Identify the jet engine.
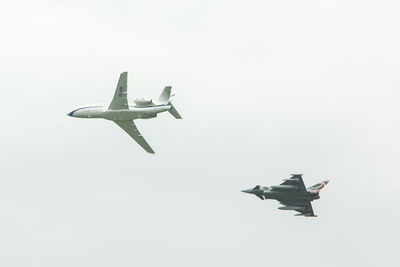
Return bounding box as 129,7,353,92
134,98,153,107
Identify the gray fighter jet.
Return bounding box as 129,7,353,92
242,174,329,217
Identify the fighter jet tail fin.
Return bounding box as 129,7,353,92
307,180,329,192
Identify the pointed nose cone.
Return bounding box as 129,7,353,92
242,185,262,194
323,180,330,184
242,187,265,200
241,189,255,194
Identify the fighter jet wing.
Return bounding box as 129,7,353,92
271,174,307,192
279,201,316,217
114,121,155,154
108,72,129,110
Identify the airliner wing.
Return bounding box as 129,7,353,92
114,121,155,154
109,72,129,110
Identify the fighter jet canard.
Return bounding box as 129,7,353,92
242,174,329,217
67,72,182,154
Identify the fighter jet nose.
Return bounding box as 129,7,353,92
241,189,253,194
323,180,330,184
242,188,265,200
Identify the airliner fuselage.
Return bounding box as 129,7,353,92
68,104,172,120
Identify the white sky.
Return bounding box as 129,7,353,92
1,0,399,266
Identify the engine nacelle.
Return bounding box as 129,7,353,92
134,98,153,107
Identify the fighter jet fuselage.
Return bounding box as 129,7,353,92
261,189,320,202
242,174,329,217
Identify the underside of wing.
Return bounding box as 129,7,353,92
279,201,316,217
108,72,128,110
114,121,155,154
271,174,307,192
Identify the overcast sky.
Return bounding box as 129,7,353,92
1,0,399,266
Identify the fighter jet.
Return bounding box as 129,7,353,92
242,174,329,217
67,72,182,154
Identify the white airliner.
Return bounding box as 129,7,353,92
67,72,182,154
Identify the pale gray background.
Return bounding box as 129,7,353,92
1,0,399,266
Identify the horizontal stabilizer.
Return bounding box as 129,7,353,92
169,103,182,119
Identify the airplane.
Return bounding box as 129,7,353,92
67,72,182,154
242,174,329,217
